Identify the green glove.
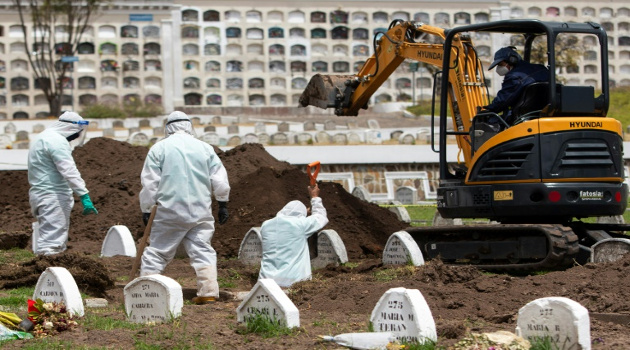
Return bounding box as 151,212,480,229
80,193,98,215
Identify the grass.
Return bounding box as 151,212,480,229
218,268,242,289
82,310,145,331
529,336,560,350
0,286,35,310
237,311,297,338
0,248,36,265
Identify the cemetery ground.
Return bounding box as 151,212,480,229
1,138,630,349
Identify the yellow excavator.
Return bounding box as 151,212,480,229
300,19,628,271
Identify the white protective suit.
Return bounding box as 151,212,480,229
258,198,328,287
139,111,230,298
28,111,89,255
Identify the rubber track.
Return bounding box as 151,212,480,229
405,224,581,272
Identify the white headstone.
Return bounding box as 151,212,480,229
0,134,12,149
324,120,336,130
590,238,630,263
332,133,348,145
102,128,115,138
370,287,437,343
257,133,270,145
271,132,289,145
315,131,331,144
227,124,239,134
303,121,316,131
236,279,300,328
367,119,380,129
204,125,216,133
515,297,590,350
128,132,149,146
382,231,424,266
296,133,313,145
124,275,183,324
278,122,290,132
254,122,266,133
243,133,259,144
395,186,417,205
33,267,85,316
4,122,16,134
365,130,382,144
311,229,348,269
238,227,263,265
227,135,242,146
15,130,29,141
139,119,151,128
351,186,371,202
101,225,137,257
388,202,411,223
199,132,220,145
347,132,362,145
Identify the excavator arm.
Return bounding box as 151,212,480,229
299,21,490,167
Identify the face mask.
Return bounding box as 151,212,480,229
66,131,81,142
496,65,510,76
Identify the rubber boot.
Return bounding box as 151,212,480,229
192,265,219,305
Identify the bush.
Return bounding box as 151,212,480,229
80,102,163,119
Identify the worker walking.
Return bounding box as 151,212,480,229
259,184,328,287
28,111,97,256
139,111,230,305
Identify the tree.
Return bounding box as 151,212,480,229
14,0,105,117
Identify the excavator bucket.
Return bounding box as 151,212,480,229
298,74,355,109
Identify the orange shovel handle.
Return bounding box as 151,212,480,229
307,161,321,186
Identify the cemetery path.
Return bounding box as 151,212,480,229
0,137,629,348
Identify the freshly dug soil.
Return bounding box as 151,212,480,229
0,137,629,349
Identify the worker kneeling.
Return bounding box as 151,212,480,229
139,111,230,305
258,184,329,287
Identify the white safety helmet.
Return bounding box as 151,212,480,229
165,111,196,137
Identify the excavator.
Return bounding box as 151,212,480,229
299,19,629,271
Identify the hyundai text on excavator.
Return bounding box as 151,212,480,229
299,19,629,271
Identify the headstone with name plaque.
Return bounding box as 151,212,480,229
258,133,270,145
199,132,220,145
347,132,362,145
101,225,136,257
204,125,216,133
351,186,371,202
16,130,29,141
590,238,630,263
254,122,266,133
303,121,316,131
243,133,259,144
515,297,590,350
128,132,149,146
236,279,300,328
278,122,290,132
124,275,183,324
139,119,151,128
33,267,84,316
238,227,263,265
395,186,417,205
271,132,289,145
382,231,424,266
227,124,239,134
227,135,242,146
296,133,313,145
370,287,437,343
311,229,348,269
4,122,16,134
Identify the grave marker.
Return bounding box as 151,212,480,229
351,186,372,202
596,215,625,224
34,267,84,316
367,119,380,129
388,201,411,223
254,122,266,133
124,275,183,324
365,130,382,144
590,238,630,263
236,279,300,328
191,117,201,125
370,287,437,343
296,133,313,145
515,297,590,350
32,124,45,133
204,125,216,133
139,119,151,128
227,124,239,134
271,132,289,145
238,227,263,265
382,231,424,266
128,132,149,146
212,116,222,125
315,131,331,144
16,130,29,141
0,134,12,149
243,133,259,144
399,133,416,145
112,120,125,129
395,186,417,205
101,225,137,257
303,121,316,131
227,135,242,146
311,229,348,269
152,127,164,136
347,132,362,145
332,133,348,145
324,120,336,130
4,122,16,134
102,128,115,138
199,132,220,145
257,133,270,145
14,141,30,149
128,127,140,135
278,122,290,132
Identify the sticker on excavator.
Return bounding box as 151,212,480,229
493,190,513,201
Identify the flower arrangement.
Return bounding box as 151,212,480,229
27,299,78,338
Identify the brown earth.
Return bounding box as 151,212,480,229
1,137,629,349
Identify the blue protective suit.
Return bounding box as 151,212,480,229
485,61,550,125
28,111,89,255
258,198,329,287
139,111,230,298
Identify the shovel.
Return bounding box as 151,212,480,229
130,204,157,279
307,161,321,186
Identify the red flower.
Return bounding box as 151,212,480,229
27,299,41,322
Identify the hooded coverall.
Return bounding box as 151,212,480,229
27,111,90,255
258,198,328,287
139,111,230,298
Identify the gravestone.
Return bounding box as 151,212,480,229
0,134,12,149
238,227,263,265
204,125,216,133
152,127,164,136
34,267,84,316
390,130,404,140
315,131,331,144
14,141,29,149
399,133,416,145
16,130,29,141
278,122,290,132
347,132,362,145
596,215,625,224
124,275,183,324
432,211,463,226
218,137,228,146
388,201,411,223
271,132,289,145
346,121,358,129
100,225,136,257
311,229,349,269
257,133,270,145
590,238,630,263
515,297,590,350
128,132,149,146
303,121,316,131
243,133,259,144
199,132,220,145
254,122,266,133
128,127,140,136
370,287,437,343
139,119,151,128
227,124,239,134
112,120,125,129
351,186,371,202
382,231,424,266
4,122,16,134
395,186,417,205
191,117,201,126
227,135,242,146
212,116,222,125
324,120,336,130
32,124,45,133
332,133,348,145
365,130,382,144
296,133,313,145
236,279,300,328
367,119,380,129
102,128,115,138
87,121,99,131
